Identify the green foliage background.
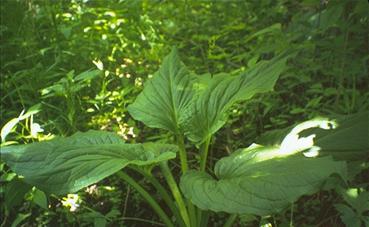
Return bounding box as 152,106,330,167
1,0,368,226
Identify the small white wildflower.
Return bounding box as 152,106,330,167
93,59,104,70
127,127,136,138
135,77,143,87
30,123,44,138
61,194,80,212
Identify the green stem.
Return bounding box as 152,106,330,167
176,134,188,173
223,214,238,227
199,211,209,227
175,134,197,226
197,136,211,226
196,206,204,227
199,136,211,172
188,202,197,227
132,167,186,227
116,172,174,227
289,203,294,227
160,162,191,227
119,217,166,226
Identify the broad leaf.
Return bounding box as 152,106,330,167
185,51,293,144
180,144,346,215
32,189,48,209
128,48,195,134
301,111,369,161
257,111,369,161
4,178,32,210
1,130,177,195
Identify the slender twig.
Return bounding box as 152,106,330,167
122,186,130,218
118,217,166,226
0,214,7,227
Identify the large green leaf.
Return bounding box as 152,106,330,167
180,144,346,215
1,130,177,195
128,48,195,134
301,111,369,161
257,111,369,161
184,51,293,144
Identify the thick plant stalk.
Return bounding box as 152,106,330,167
199,136,211,172
116,171,174,227
175,134,197,226
177,134,189,173
160,161,191,227
199,211,209,227
132,167,186,227
188,202,197,227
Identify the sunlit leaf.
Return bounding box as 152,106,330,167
180,143,346,215
1,104,41,142
1,118,20,142
128,48,195,134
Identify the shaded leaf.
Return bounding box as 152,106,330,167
11,213,31,227
185,51,293,144
32,189,48,209
335,204,361,227
4,178,32,210
74,69,101,82
1,130,177,195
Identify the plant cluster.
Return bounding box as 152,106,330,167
2,48,369,227
1,0,368,226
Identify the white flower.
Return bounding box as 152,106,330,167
61,194,80,212
30,123,44,138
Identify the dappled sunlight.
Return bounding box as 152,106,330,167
0,105,54,144
303,146,321,158
248,118,339,162
345,188,359,199
279,118,338,157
